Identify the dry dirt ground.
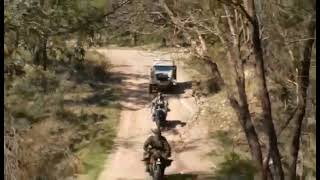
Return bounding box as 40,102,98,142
94,48,215,180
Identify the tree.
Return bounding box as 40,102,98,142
4,1,133,179
288,2,315,179
4,0,132,69
235,0,285,178
146,0,315,179
155,0,266,178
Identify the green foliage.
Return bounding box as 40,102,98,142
72,51,111,83
10,93,47,123
76,108,119,180
7,67,61,123
211,130,233,148
5,0,111,69
90,0,109,9
213,152,257,180
55,109,79,123
53,87,65,115
11,68,59,99
4,1,123,179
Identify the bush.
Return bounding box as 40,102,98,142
72,51,111,83
214,152,257,180
55,109,79,123
11,68,59,99
10,95,47,124
53,87,65,115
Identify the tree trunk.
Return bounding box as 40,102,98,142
197,32,208,57
229,78,267,180
252,18,284,180
228,48,266,180
42,37,48,71
132,32,137,46
204,56,224,89
245,0,284,179
223,4,266,179
42,36,48,94
161,37,166,47
289,11,315,180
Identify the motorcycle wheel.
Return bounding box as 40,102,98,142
160,120,166,129
153,164,163,180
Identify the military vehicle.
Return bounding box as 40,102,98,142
149,59,177,93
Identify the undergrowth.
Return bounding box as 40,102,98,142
177,44,315,179
5,50,120,180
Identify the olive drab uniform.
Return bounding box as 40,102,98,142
143,135,171,171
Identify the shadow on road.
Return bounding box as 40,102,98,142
108,71,152,110
169,81,193,95
164,120,187,131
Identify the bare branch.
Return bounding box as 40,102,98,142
52,0,132,36
218,0,254,24
287,38,316,44
278,107,298,136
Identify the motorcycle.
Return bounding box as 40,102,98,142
151,99,170,129
153,108,167,129
148,149,173,180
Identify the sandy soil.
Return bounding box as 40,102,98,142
95,48,214,180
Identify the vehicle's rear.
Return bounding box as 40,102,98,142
149,59,177,93
155,74,172,90
153,65,176,90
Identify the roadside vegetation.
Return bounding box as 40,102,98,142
5,47,121,179
4,0,133,179
177,43,315,179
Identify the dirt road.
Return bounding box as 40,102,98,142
95,48,214,180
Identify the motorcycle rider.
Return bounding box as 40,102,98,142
142,128,171,172
151,92,169,117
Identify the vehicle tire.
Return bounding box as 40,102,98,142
153,164,163,180
161,166,165,179
148,164,153,177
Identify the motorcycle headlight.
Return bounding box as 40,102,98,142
156,159,161,164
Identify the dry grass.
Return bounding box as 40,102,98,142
175,53,253,177
4,50,121,180
176,45,308,177
4,127,24,180
178,44,315,178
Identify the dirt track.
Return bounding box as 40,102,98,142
95,48,214,180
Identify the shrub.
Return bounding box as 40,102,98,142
11,68,59,99
72,51,111,83
214,152,256,180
